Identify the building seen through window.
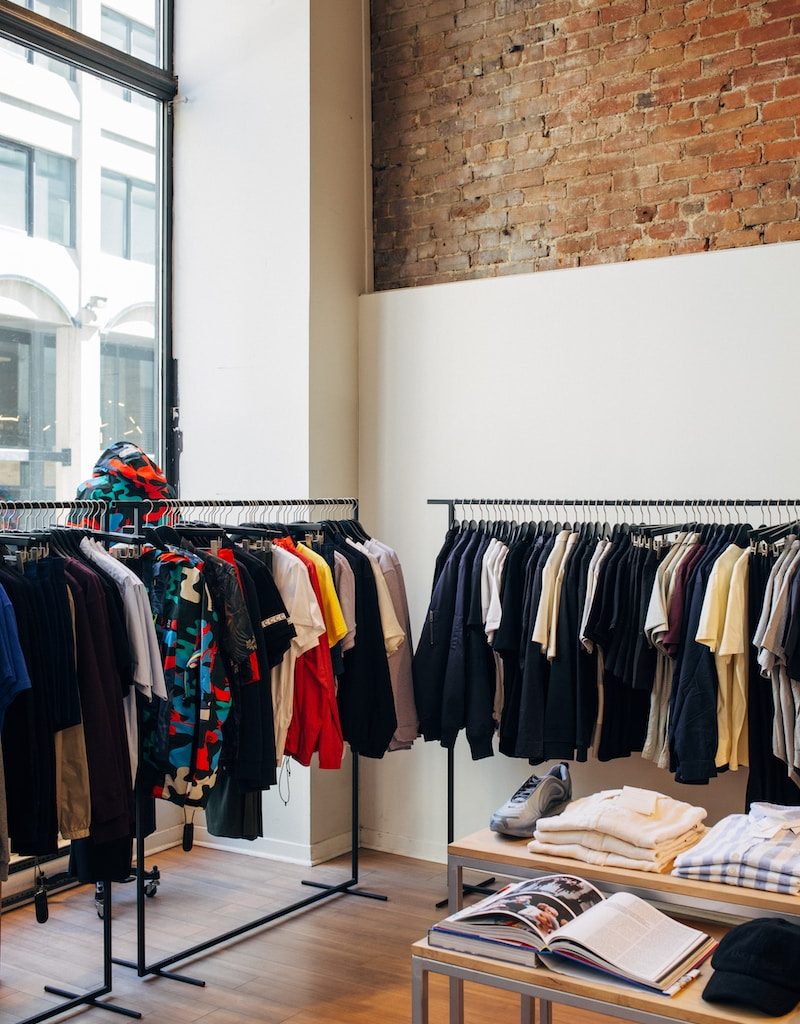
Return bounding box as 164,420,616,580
0,1,163,500
0,0,76,78
101,7,156,105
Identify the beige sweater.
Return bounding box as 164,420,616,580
534,787,707,848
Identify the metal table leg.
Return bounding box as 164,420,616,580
449,975,464,1024
448,860,464,912
411,957,429,1024
520,994,535,1024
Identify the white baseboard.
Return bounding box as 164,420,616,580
359,827,446,865
310,829,352,864
143,824,183,857
193,826,353,867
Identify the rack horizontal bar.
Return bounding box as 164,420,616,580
428,498,800,507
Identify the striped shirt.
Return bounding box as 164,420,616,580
673,804,800,894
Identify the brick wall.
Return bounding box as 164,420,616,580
371,0,800,289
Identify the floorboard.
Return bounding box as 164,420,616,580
1,845,620,1023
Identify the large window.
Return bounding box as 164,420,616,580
0,1,175,500
101,171,155,263
0,140,75,246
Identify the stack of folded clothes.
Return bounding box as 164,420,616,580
527,786,707,873
673,802,800,893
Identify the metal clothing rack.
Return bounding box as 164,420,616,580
0,499,142,1024
2,496,387,1013
99,497,388,988
426,495,800,907
21,887,141,1024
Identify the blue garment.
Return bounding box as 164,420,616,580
0,582,31,732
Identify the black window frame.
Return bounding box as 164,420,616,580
0,0,180,488
0,135,76,247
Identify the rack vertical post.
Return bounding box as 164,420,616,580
15,879,141,1024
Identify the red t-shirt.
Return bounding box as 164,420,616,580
274,538,344,769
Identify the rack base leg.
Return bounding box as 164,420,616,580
43,986,141,1020
436,876,497,910
300,879,388,902
111,958,206,987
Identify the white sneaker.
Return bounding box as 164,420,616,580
489,763,571,838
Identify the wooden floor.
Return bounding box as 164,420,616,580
0,845,617,1024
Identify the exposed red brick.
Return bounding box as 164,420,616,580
371,0,800,288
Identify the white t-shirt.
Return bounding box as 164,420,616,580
270,545,326,763
82,537,168,784
347,539,405,655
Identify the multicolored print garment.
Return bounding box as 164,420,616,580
142,545,231,811
73,441,177,531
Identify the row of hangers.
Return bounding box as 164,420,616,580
451,499,800,553
0,516,373,562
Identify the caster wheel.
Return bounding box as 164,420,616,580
144,882,158,898
96,901,105,920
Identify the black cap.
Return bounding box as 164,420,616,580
703,918,800,1016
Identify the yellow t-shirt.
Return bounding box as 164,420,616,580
718,548,750,771
696,544,747,770
298,543,348,648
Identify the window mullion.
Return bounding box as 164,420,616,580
125,177,132,260
26,145,33,236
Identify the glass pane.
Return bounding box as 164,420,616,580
5,0,161,66
0,46,162,499
34,150,73,245
0,143,28,233
100,7,128,99
100,336,155,452
33,0,71,21
98,1,161,66
0,38,28,64
0,330,30,450
100,6,127,50
130,20,155,63
3,0,76,77
101,7,157,103
130,181,155,264
32,50,75,78
101,172,127,257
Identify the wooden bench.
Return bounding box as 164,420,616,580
411,930,800,1024
427,827,800,1024
448,827,800,925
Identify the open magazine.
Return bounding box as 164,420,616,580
428,875,716,995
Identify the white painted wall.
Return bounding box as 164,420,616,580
173,0,311,499
308,0,369,500
358,241,800,863
173,0,369,865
